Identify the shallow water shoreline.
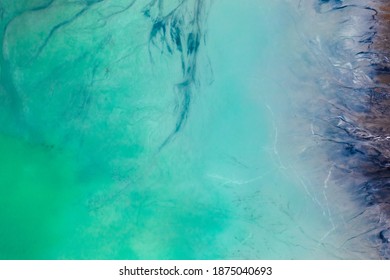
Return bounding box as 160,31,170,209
325,0,390,259
367,0,390,258
0,0,389,259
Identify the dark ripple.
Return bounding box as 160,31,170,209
144,0,211,149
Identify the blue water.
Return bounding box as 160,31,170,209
0,0,386,259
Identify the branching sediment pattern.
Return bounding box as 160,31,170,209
0,0,390,259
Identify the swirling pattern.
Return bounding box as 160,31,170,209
0,0,389,259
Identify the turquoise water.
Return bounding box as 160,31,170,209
0,0,383,259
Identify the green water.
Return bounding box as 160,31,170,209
0,134,76,259
0,0,379,259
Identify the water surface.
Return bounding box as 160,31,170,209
0,0,387,259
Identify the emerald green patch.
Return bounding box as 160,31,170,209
0,135,76,259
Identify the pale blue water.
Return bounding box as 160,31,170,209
0,0,385,259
